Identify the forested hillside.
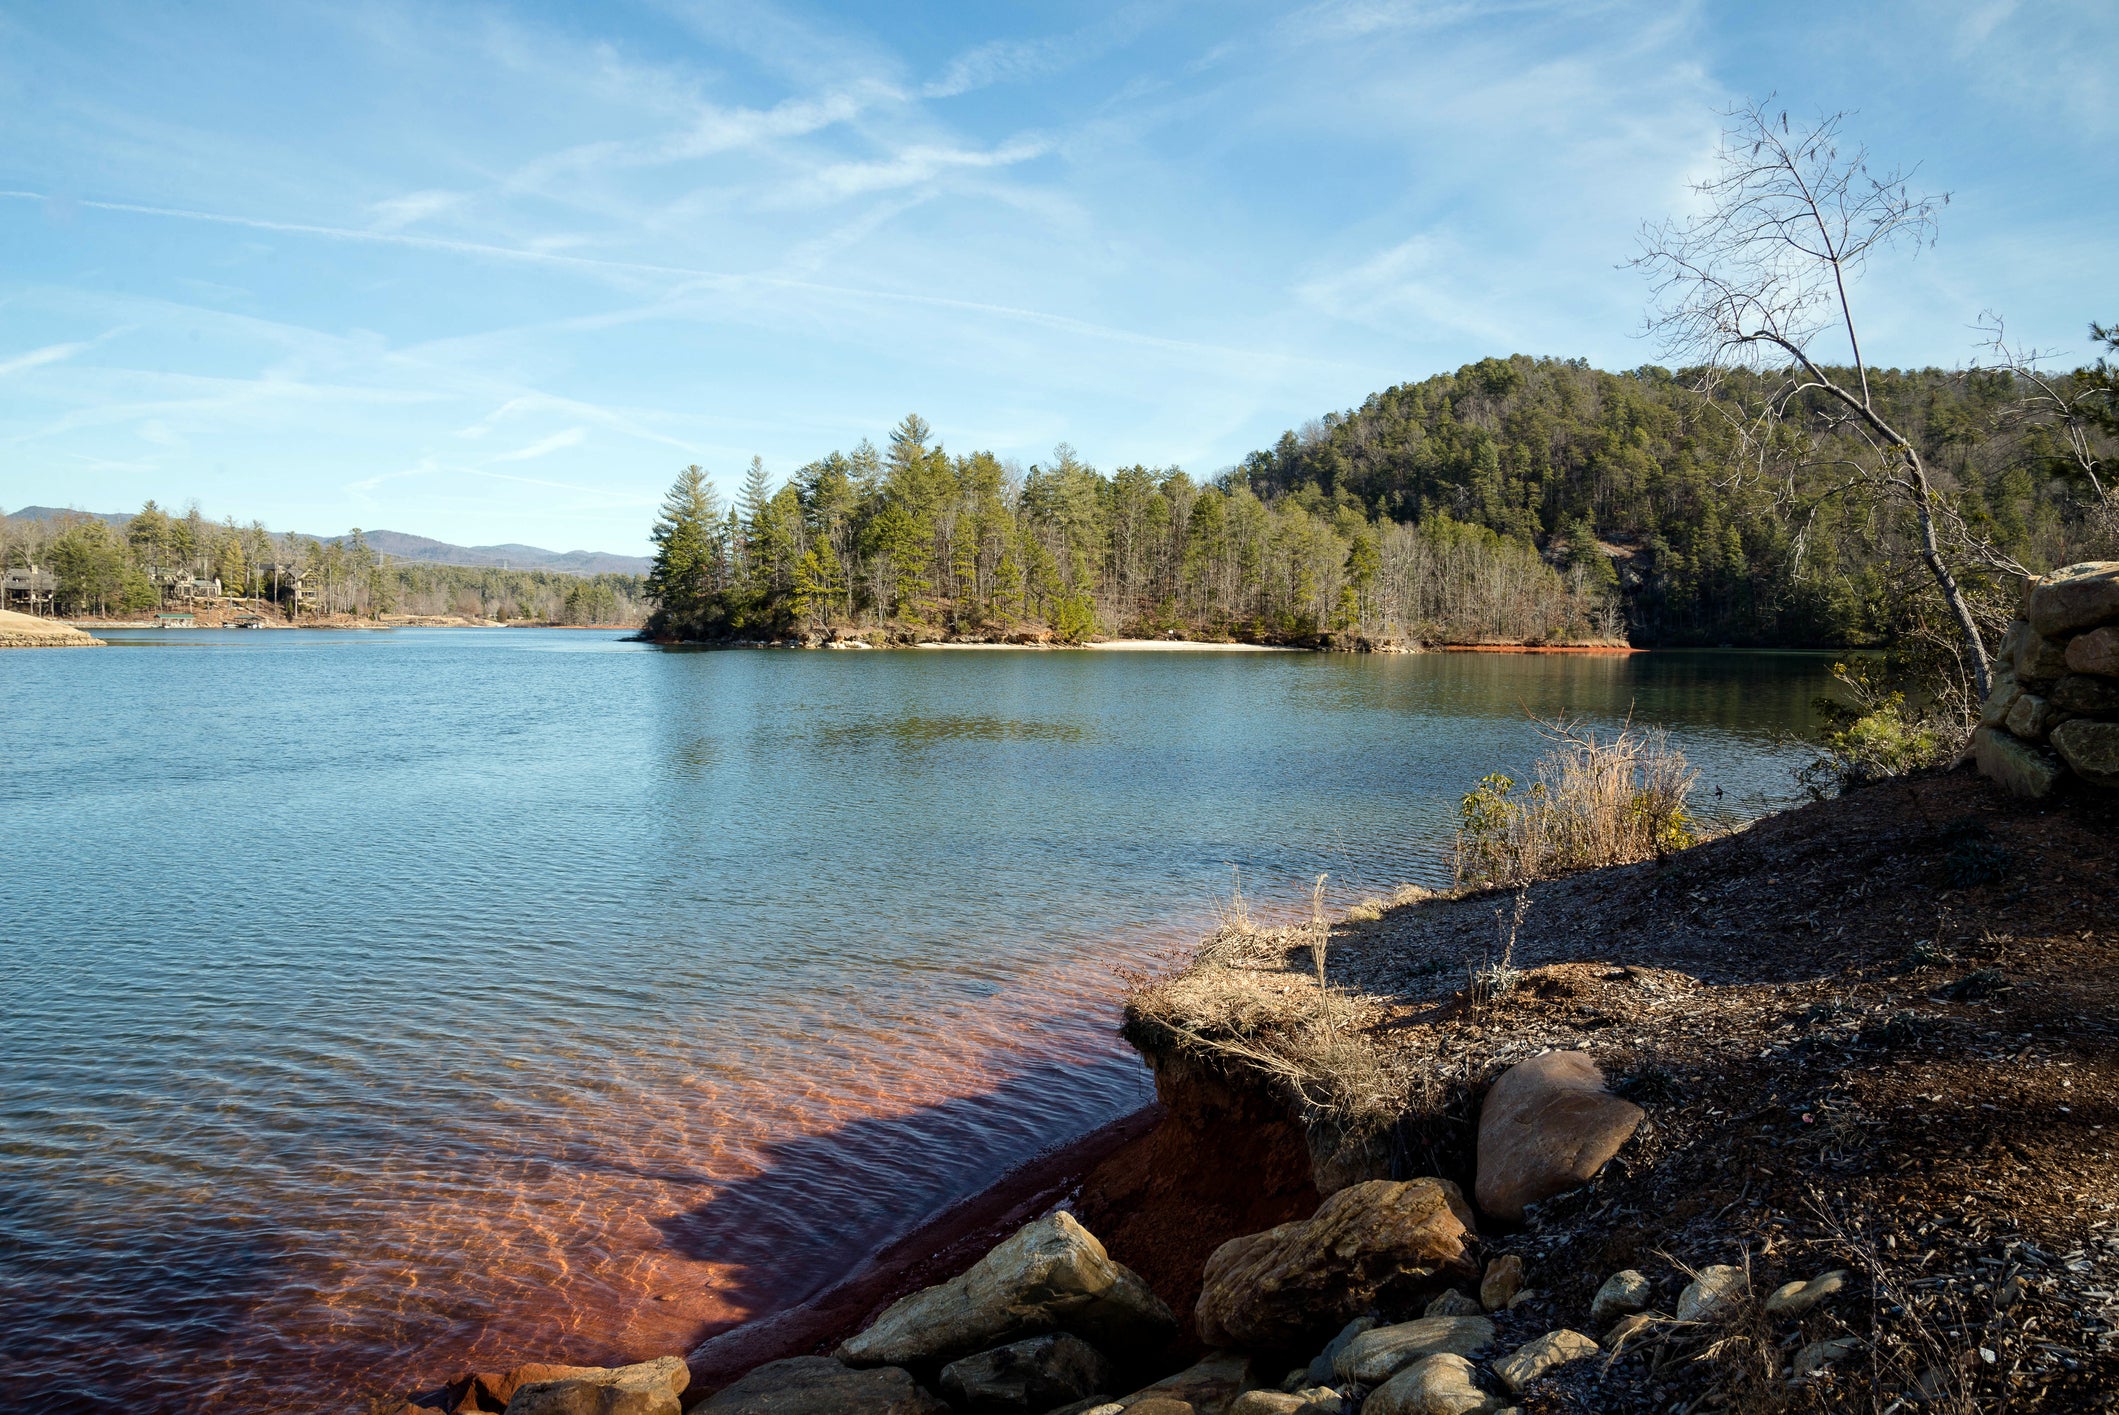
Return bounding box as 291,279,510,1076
644,351,2114,649
1240,355,2112,646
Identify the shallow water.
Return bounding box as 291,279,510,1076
0,632,1833,1412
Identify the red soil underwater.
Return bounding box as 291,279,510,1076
1438,643,1642,653
424,1042,1327,1410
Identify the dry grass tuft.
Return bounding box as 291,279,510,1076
1342,882,1440,923
1453,714,1701,888
1126,875,1404,1136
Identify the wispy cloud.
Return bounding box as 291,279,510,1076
369,190,465,231
489,427,587,462
0,338,98,377
792,136,1052,202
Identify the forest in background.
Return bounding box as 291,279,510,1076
643,350,2116,649
0,503,648,624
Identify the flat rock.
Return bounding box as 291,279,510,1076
1791,1336,1863,1380
1195,1178,1478,1351
2029,562,2119,637
940,1333,1113,1415
1473,1052,1643,1221
2053,719,2119,788
1491,1331,1596,1393
2067,625,2119,677
1113,1353,1254,1415
696,1357,945,1415
1229,1392,1337,1415
1424,1290,1484,1318
504,1357,690,1415
1479,1256,1523,1311
1302,1316,1375,1387
1764,1269,1850,1318
1335,1316,1495,1384
1363,1353,1498,1415
1973,725,2062,800
1228,1395,1304,1415
1123,1402,1196,1415
837,1212,1174,1368
1589,1270,1650,1328
1675,1266,1747,1324
2051,673,2119,717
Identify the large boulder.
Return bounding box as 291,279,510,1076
1473,1052,1643,1222
696,1356,946,1414
1194,1179,1478,1351
2014,630,2072,686
1334,1316,1494,1384
2028,562,2119,637
1362,1354,1499,1415
1973,725,2063,800
836,1212,1174,1368
504,1357,690,1415
939,1333,1114,1415
2004,692,2069,743
2050,673,2119,717
2053,719,2119,788
2066,625,2119,677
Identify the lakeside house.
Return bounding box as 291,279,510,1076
2,566,57,614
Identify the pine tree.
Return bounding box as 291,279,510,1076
647,465,722,636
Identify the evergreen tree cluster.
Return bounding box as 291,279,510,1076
644,414,1617,645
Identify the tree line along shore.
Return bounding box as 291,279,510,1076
0,503,649,626
638,352,2115,660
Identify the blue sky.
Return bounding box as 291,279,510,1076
1,1,2112,555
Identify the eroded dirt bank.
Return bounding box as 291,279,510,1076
1129,763,2119,1410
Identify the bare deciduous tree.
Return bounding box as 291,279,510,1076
1634,100,1996,694
1974,314,2119,554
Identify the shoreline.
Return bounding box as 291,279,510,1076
407,764,2119,1413
675,1104,1165,1392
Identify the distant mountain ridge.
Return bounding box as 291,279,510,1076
2,506,651,577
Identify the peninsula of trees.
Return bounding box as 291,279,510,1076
643,348,2116,650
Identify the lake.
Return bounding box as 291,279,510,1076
0,631,1834,1412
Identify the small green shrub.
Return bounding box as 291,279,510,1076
1802,660,1963,797
1051,592,1097,644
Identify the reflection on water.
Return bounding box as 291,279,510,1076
0,633,1833,1412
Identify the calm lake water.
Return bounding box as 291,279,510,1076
1,631,1834,1413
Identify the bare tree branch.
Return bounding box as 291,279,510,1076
1632,99,1994,696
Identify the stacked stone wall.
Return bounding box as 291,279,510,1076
1975,561,2119,798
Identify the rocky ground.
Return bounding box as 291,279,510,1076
1307,764,2119,1411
